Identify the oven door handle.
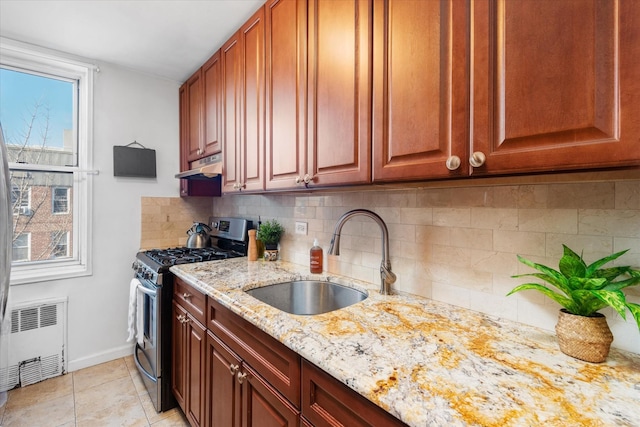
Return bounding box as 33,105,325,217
134,343,158,383
136,281,158,297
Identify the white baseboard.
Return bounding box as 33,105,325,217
67,343,134,372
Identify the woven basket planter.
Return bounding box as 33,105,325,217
555,309,613,363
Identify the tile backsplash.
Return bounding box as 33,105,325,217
140,197,212,249
213,178,640,354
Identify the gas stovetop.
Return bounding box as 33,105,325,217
141,246,240,267
134,217,252,277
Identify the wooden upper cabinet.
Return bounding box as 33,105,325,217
179,83,190,197
202,51,223,157
186,70,204,162
373,0,469,182
241,7,266,192
223,7,266,193
222,32,243,193
184,0,640,195
307,0,372,186
184,52,222,164
265,0,308,190
471,0,640,175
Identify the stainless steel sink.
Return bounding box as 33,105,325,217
245,280,367,315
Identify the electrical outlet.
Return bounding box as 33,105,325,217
295,221,308,235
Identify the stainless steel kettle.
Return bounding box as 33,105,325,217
186,222,211,248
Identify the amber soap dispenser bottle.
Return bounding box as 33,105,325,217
310,238,323,273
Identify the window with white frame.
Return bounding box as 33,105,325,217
51,230,69,258
11,183,31,216
12,233,30,262
1,38,93,284
52,186,69,214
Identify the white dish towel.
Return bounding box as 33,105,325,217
127,278,144,345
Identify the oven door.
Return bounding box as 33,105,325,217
133,278,162,410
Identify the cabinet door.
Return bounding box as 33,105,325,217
186,70,205,162
186,314,207,427
241,7,266,192
171,301,187,410
207,298,301,407
179,84,190,197
206,331,242,427
175,277,207,325
265,0,308,190
242,364,300,427
203,51,223,156
372,0,469,181
471,0,640,175
301,360,405,427
222,31,243,193
307,0,372,186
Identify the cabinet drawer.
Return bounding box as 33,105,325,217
302,360,407,427
174,277,207,325
207,298,301,407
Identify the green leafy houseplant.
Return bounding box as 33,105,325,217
508,245,640,362
508,245,640,328
256,219,284,249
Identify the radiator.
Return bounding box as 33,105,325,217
0,298,67,389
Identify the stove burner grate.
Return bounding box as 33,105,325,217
142,246,237,266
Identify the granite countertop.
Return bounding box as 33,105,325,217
170,258,640,427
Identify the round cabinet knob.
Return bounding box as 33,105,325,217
303,174,313,184
182,292,192,300
469,152,486,168
295,176,302,185
445,156,461,171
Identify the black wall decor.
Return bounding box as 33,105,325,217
113,142,156,178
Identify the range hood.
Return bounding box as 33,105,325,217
175,153,223,180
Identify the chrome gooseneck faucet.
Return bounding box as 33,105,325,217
328,209,396,295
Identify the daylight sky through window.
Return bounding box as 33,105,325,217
0,68,73,149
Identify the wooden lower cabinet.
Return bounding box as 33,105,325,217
175,288,406,427
172,300,207,427
205,331,242,427
205,330,299,427
172,302,187,410
242,363,300,427
301,360,406,427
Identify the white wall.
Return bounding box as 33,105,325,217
9,61,186,371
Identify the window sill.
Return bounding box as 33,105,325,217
10,262,92,285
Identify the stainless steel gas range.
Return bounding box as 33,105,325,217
131,216,251,412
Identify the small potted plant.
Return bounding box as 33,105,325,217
257,219,284,261
508,245,640,363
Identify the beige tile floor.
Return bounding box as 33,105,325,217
0,356,189,427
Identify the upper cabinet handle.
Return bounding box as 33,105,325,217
445,156,461,171
469,152,486,168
